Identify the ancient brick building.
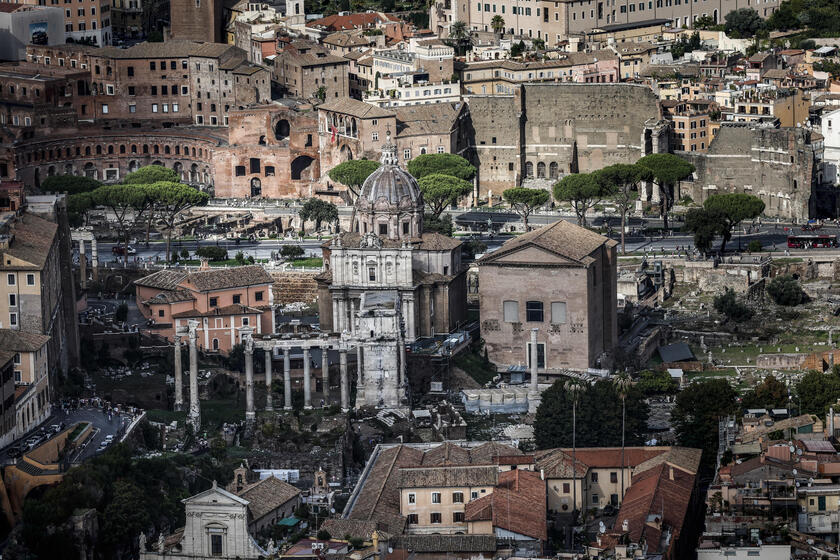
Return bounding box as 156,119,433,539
168,0,224,43
466,83,669,199
682,124,822,221
272,40,350,100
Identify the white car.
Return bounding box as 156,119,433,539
104,435,114,442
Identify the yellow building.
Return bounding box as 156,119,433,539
728,88,811,128
0,330,51,438
797,485,840,536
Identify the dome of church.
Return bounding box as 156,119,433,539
356,138,422,213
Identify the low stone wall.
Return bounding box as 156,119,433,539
756,353,807,369
679,261,766,294
271,270,319,305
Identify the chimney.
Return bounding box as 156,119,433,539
540,468,545,481
669,466,674,481
199,257,210,271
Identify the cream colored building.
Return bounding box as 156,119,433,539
399,465,498,534
0,329,51,438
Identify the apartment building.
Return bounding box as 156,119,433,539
62,0,112,45
0,352,15,449
0,62,89,129
0,3,64,61
725,87,811,128
663,98,715,152
273,40,350,100
431,0,781,45
25,40,270,126
0,329,51,439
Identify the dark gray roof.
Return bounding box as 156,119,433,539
395,534,497,552
657,342,695,363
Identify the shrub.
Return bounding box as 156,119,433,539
713,288,754,322
196,246,228,261
747,240,762,252
280,245,305,260
180,249,190,259
767,275,806,306
317,529,332,540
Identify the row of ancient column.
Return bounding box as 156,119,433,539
173,320,201,431
77,237,99,290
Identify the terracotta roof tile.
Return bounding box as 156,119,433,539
0,329,50,352
464,470,547,540
394,534,496,552
478,220,615,266
134,270,188,290
186,265,274,291
399,465,498,488
236,476,301,522
171,304,263,318
1,213,57,270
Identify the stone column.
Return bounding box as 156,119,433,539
241,327,255,423
90,238,99,282
350,299,356,334
265,348,273,411
188,320,200,431
303,347,312,409
356,345,365,405
321,347,329,407
283,348,292,410
79,239,87,290
530,328,539,394
339,349,349,412
173,333,184,411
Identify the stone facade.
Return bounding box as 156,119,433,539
356,291,405,408
682,124,820,220
478,220,617,372
466,83,667,199
168,0,224,43
273,40,350,100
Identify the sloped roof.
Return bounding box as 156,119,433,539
394,534,497,552
420,441,471,466
187,265,274,291
323,31,370,47
318,97,394,119
478,220,614,267
0,329,50,352
463,469,547,541
320,518,386,541
171,304,264,318
134,269,188,290
143,289,195,305
395,102,463,138
1,213,57,271
535,447,676,479
399,465,498,488
185,482,249,506
236,476,301,521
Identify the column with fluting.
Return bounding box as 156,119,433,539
339,348,349,412
265,347,273,411
187,320,201,431
173,331,184,411
303,347,312,409
241,327,255,423
530,328,539,394
321,347,329,407
283,348,291,410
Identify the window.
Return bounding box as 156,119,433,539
209,297,218,307
158,309,165,317
129,104,136,113
528,342,545,369
408,493,416,504
210,534,223,556
235,166,246,176
430,512,442,524
526,301,543,322
438,146,445,153
551,302,567,324
9,313,17,326
407,514,419,524
128,85,136,95
610,472,618,483
431,492,441,504
249,158,260,174
9,294,16,307
372,132,379,141
232,294,241,304
591,472,599,482
379,223,388,235
471,491,478,500
368,267,376,282
101,104,109,114
563,483,570,493
152,104,158,113
452,492,464,503
402,222,409,235
453,512,465,523
7,274,15,286
503,300,518,323
403,148,411,160
592,494,599,505
150,61,155,70
242,317,249,326
26,274,34,286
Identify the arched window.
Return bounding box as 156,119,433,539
164,145,171,154
175,146,180,155
250,177,261,197
259,135,266,145
120,145,126,154
537,162,546,178
275,119,290,141
525,161,534,178
131,144,137,154
549,162,559,179
95,145,102,155
143,144,149,154
153,145,159,154
85,146,91,156
291,156,314,180
108,145,114,154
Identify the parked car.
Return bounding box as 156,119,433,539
112,245,136,255
7,446,23,458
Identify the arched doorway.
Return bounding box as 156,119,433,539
549,162,559,179
291,155,315,180
190,164,198,182
174,162,184,180
537,162,546,178
525,161,534,178
340,145,353,162
83,162,96,178
250,177,261,197
275,119,290,141
128,160,139,173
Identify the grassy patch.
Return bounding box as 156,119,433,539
68,422,90,442
147,409,187,424
453,349,497,386
291,257,323,268
202,399,245,430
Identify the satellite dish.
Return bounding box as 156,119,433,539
796,481,800,487
388,548,394,554
793,468,798,476
599,521,606,534
809,478,814,484
789,445,796,453
796,449,803,456
330,508,336,514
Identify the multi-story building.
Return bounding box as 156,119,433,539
821,106,840,185
478,220,617,372
62,0,112,45
0,351,15,449
273,40,350,100
168,0,224,42
725,87,811,128
0,329,51,439
0,62,89,129
372,44,454,85
431,0,781,44
25,40,270,126
797,485,840,538
134,264,275,354
664,98,715,152
461,51,619,95
363,78,461,107
0,3,64,61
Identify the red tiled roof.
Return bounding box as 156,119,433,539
614,463,696,555
464,470,547,541
306,12,393,31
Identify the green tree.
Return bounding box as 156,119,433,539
100,481,152,557
767,275,806,306
41,174,102,195
741,375,789,411
90,184,148,266
702,193,765,253
210,437,227,461
280,245,305,260
491,14,505,36
196,246,228,261
713,288,754,322
67,192,95,227
510,40,526,57
534,379,650,449
123,165,180,184
407,153,476,182
724,8,764,37
502,187,550,231
796,368,840,416
145,182,209,262
448,20,473,55
693,14,718,29
815,60,840,80
423,213,454,236
636,153,695,230
671,379,738,469
671,31,703,58
553,173,605,227
327,159,381,198
315,86,327,102
418,173,473,218
613,373,632,499
636,369,679,396
299,198,338,232
685,207,725,256
594,163,652,252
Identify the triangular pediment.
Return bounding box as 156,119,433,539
184,484,249,507
483,244,582,266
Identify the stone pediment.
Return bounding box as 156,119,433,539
484,244,583,266
184,483,249,508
